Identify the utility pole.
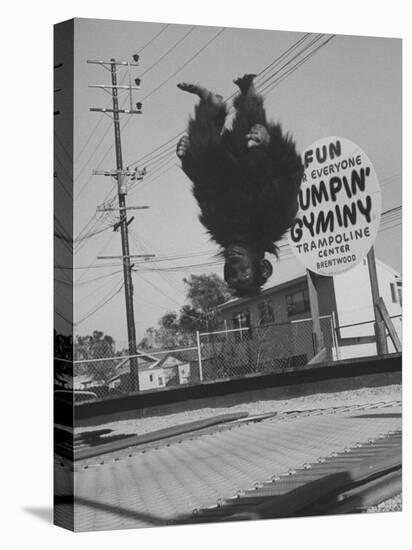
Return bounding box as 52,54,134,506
88,57,148,391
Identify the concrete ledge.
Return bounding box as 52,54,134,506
55,353,403,427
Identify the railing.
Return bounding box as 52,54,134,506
196,316,335,382
54,314,402,402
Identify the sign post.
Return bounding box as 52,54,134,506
366,246,388,354
306,270,324,355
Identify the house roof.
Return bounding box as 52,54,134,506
217,255,400,313
157,354,188,368
375,258,401,280
108,357,164,382
218,275,307,311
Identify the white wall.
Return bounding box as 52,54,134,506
139,368,166,391
178,363,191,384
333,258,402,359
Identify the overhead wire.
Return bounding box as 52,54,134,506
122,32,333,191
76,25,208,197
74,23,170,167
123,32,318,171
75,281,124,326
139,26,197,77
140,28,226,102
74,25,178,198
261,35,337,96
74,26,222,244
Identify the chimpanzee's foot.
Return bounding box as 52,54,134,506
246,123,270,149
233,74,257,95
176,135,190,160
177,82,223,105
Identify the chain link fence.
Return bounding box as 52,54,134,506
54,314,401,403
54,345,203,402
197,316,335,381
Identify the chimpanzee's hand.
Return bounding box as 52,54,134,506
246,124,270,149
176,135,190,160
177,83,223,105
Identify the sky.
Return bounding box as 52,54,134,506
53,18,402,346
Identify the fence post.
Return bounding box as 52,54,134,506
331,312,340,361
196,330,203,382
306,270,324,354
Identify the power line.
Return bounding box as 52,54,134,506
261,35,337,96
74,23,170,167
76,282,124,326
75,222,116,244
56,269,123,288
124,32,316,172
74,27,221,236
54,131,73,162
140,28,226,102
381,205,401,217
78,26,223,195
122,32,330,190
128,229,186,298
135,271,184,308
76,230,117,283
136,23,171,54
258,34,327,92
55,308,73,327
69,205,402,270
140,26,196,77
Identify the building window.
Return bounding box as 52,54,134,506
286,288,310,317
397,282,402,306
258,300,275,325
232,311,251,341
158,377,163,386
149,374,153,382
390,282,398,303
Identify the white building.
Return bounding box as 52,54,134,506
217,257,402,365
333,258,402,358
107,351,166,392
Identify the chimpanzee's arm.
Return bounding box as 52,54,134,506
181,97,228,182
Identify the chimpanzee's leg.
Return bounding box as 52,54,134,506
176,83,228,180
228,74,270,155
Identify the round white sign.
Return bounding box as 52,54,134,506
288,136,381,276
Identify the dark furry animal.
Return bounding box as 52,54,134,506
176,75,303,297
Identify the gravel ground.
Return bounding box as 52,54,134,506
78,374,401,437
367,494,402,513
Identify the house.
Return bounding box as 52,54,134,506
216,257,402,369
107,351,166,393
157,354,191,386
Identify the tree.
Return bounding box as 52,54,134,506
183,274,233,331
140,273,233,349
75,330,116,381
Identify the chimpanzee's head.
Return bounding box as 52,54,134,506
223,244,273,297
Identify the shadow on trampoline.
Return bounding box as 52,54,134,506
56,495,169,527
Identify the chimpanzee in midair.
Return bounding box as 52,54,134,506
176,74,303,297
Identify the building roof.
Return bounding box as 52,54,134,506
218,274,307,311
217,255,400,313
108,356,164,383
375,258,401,280
157,354,188,369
